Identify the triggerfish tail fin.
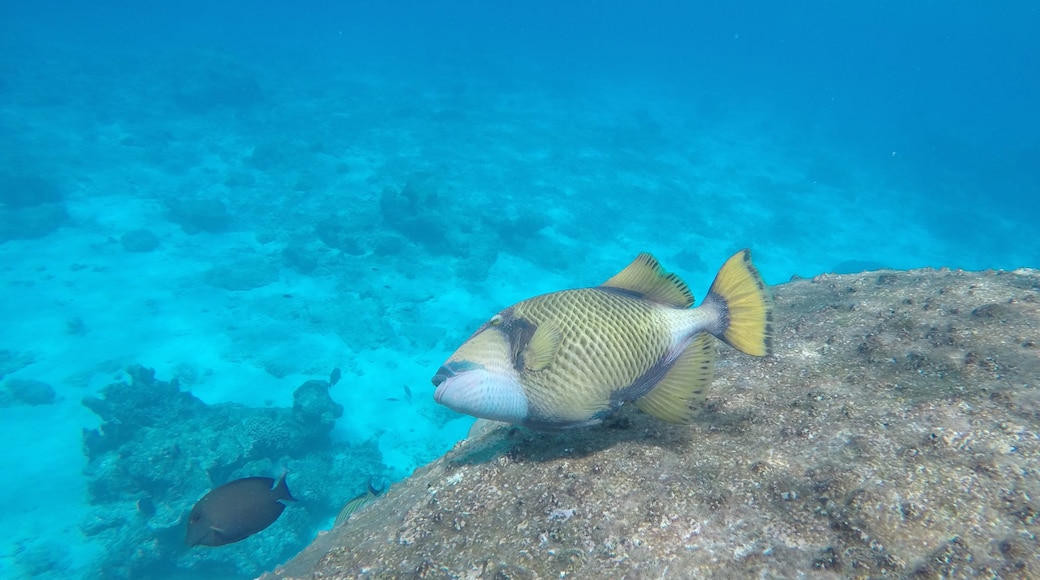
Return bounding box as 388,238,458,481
704,249,774,357
635,332,715,423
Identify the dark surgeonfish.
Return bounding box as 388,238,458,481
186,473,296,547
433,250,773,430
329,367,342,387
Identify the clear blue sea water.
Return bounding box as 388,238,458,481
1,1,1037,578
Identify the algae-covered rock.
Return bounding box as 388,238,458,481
266,267,1040,579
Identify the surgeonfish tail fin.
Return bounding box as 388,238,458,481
275,472,297,502
704,249,774,356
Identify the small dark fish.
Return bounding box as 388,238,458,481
333,479,385,527
403,384,412,403
185,473,296,547
329,367,342,387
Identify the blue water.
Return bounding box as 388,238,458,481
1,2,1037,578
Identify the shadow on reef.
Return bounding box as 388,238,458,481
80,365,387,580
449,405,756,468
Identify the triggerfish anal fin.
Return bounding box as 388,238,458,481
600,252,695,308
635,332,716,423
521,320,563,372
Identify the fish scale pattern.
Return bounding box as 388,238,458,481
513,288,682,423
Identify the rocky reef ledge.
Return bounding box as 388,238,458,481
265,267,1040,579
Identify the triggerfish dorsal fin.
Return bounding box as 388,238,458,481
635,332,716,423
521,320,563,371
600,253,695,308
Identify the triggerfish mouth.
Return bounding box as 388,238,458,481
432,250,774,431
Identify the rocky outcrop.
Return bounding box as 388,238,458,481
266,267,1040,579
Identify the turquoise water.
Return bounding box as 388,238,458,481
1,2,1037,578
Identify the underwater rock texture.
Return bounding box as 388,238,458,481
267,267,1040,579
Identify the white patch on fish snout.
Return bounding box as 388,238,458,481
433,367,529,425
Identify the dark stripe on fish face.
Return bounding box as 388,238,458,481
505,317,537,372
464,307,537,373
431,360,482,386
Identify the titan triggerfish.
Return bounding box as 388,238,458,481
432,250,773,430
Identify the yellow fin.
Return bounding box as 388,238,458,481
522,320,562,371
601,253,694,308
707,249,774,356
635,332,716,423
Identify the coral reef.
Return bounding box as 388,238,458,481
167,51,263,114
314,215,367,255
81,365,384,579
291,379,344,444
267,267,1040,579
281,241,321,274
0,349,35,380
0,172,68,242
165,198,230,234
0,172,63,210
120,228,160,253
0,203,68,242
379,174,452,253
0,378,56,406
203,256,280,291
